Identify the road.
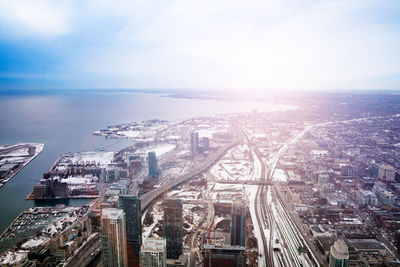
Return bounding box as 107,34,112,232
64,233,101,267
342,185,400,260
267,126,322,266
241,122,322,267
139,127,242,211
236,123,272,267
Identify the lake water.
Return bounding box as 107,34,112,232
0,90,294,233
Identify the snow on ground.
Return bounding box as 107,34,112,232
182,203,203,231
144,144,176,157
143,205,163,239
198,129,227,139
252,150,262,180
3,147,30,157
60,175,98,184
0,157,25,164
267,187,272,205
209,144,254,181
70,151,114,166
119,130,141,138
213,183,243,191
210,191,243,202
310,149,329,156
212,144,254,181
254,133,267,138
0,250,28,265
165,135,181,141
273,168,287,182
209,164,231,180
213,215,228,227
176,150,189,156
1,143,44,157
43,213,78,236
21,236,50,249
244,185,266,267
167,190,200,200
108,123,169,141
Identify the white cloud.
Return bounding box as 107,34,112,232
0,0,72,37
1,0,399,90
74,0,400,90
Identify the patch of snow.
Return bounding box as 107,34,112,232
60,175,98,184
310,149,329,156
70,151,114,166
273,169,287,182
244,185,266,267
213,183,243,191
21,236,50,249
0,250,28,265
148,144,176,157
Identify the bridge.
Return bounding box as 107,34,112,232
139,140,241,211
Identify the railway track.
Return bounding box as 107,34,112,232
239,123,273,267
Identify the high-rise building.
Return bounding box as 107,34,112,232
368,161,379,178
329,239,349,267
231,201,246,246
105,166,117,183
101,208,128,267
378,164,396,182
148,151,159,177
201,137,209,151
203,244,246,267
163,198,183,259
118,195,142,267
190,132,199,154
139,238,166,267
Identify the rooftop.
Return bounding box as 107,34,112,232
101,208,124,220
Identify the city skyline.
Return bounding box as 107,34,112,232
0,1,400,266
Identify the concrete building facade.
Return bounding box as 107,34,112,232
101,208,128,267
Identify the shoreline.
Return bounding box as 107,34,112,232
25,193,98,200
0,143,44,187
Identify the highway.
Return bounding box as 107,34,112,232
64,233,101,267
139,131,242,211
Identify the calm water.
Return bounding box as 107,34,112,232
0,90,293,233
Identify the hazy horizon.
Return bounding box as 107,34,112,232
1,0,400,92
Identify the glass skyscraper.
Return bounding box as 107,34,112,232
231,201,246,246
163,198,183,259
148,151,159,177
119,195,142,267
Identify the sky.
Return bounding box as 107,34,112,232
0,0,399,92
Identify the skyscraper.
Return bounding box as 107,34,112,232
119,195,142,267
148,151,159,177
139,238,166,267
101,208,128,267
231,201,246,246
190,132,199,154
329,239,349,267
201,137,209,151
163,198,183,259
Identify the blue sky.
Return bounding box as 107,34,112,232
0,0,399,91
